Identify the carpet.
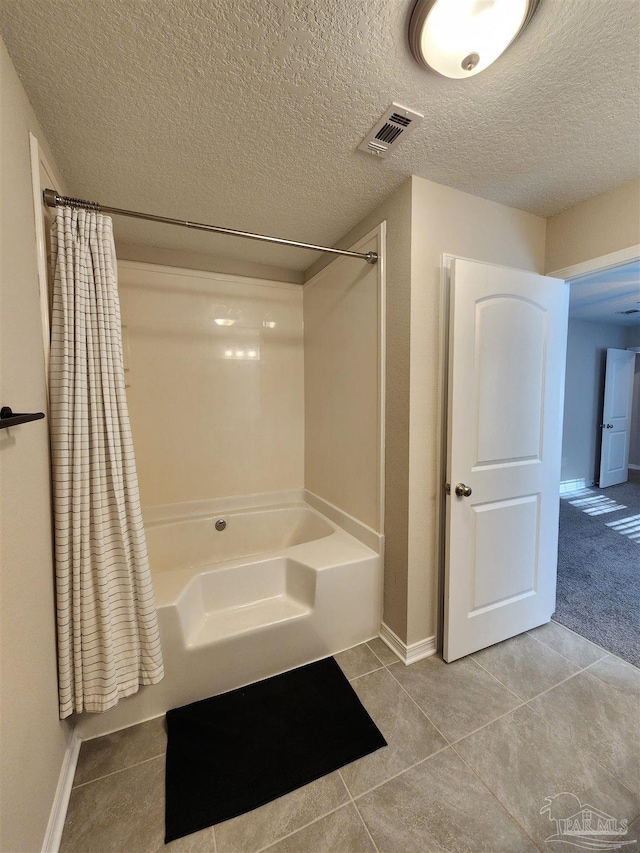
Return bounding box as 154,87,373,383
164,657,387,843
554,473,640,667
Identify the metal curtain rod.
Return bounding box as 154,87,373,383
43,189,378,265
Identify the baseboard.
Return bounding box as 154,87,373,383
379,622,437,666
629,464,640,471
559,478,587,495
42,724,80,853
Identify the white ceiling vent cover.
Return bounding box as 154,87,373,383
358,103,424,158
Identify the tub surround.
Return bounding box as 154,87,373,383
118,261,305,507
75,491,384,740
86,254,388,742
304,228,385,533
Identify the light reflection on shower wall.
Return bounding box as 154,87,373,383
117,260,304,507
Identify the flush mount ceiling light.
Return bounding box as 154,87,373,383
409,0,540,78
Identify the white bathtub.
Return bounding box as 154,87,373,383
76,492,383,738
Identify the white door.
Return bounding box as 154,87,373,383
598,348,636,488
444,258,569,662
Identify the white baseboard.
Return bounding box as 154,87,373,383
559,478,587,495
42,725,80,853
629,464,640,471
380,622,437,666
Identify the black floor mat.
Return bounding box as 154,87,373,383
164,657,387,843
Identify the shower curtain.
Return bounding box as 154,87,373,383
50,207,164,719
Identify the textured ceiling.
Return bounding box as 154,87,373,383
2,0,639,271
569,261,640,326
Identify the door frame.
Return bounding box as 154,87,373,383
435,254,456,651
548,244,640,283
436,246,640,654
549,244,640,490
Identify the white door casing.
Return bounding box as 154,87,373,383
444,258,569,662
598,348,636,488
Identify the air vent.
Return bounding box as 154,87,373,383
616,309,640,315
358,103,424,158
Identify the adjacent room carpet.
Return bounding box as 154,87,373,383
554,472,640,667
164,656,387,843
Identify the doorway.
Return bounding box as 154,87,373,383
552,251,640,666
438,249,639,665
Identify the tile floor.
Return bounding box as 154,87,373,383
60,624,640,853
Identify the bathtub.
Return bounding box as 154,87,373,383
76,491,383,738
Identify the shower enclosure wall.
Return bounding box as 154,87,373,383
76,229,385,739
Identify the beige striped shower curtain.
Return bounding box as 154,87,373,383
50,207,163,719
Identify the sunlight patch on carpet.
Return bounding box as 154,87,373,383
606,513,640,542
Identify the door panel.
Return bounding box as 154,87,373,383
444,258,569,663
475,296,546,463
471,494,539,612
599,349,635,488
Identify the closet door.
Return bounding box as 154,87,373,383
598,348,636,488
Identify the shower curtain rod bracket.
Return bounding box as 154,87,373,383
43,189,378,265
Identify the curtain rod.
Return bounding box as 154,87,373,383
42,189,378,265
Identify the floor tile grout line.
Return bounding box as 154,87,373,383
447,703,527,748
578,752,640,802
518,656,615,706
386,653,616,750
365,641,392,667
352,803,381,853
524,684,640,808
582,656,640,687
451,718,640,849
338,769,382,853
468,654,535,702
383,664,454,745
536,618,613,654
250,800,352,853
553,624,640,673
470,650,595,704
347,664,386,683
349,744,451,801
449,741,546,852
385,657,556,748
211,823,218,853
365,640,400,668
71,751,165,789
524,628,609,669
524,658,640,804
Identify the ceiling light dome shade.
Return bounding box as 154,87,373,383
409,0,540,78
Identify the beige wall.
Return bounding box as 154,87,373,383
304,229,382,531
304,176,545,646
0,37,70,853
305,180,412,641
118,242,303,285
408,176,546,646
118,261,304,506
545,177,640,273
561,319,629,485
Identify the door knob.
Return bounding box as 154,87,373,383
455,483,472,497
599,424,614,429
